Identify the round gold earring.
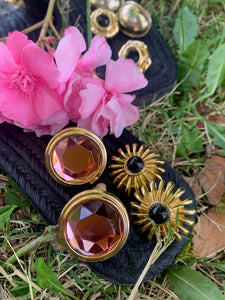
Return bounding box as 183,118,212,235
45,127,107,186
59,189,130,262
117,1,152,38
90,0,124,12
110,144,165,195
118,40,152,72
131,181,196,241
91,8,119,38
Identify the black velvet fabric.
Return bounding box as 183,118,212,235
0,123,196,285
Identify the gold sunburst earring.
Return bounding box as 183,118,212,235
91,7,119,38
118,40,152,72
59,187,130,262
131,180,196,241
110,144,165,195
45,127,107,186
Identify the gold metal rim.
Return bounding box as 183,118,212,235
91,7,119,38
59,190,130,262
45,127,107,186
118,1,152,38
118,40,152,73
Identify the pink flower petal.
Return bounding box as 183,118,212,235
0,43,17,73
0,86,38,127
55,28,85,82
103,94,139,137
79,82,105,119
25,110,69,136
34,85,64,120
105,56,148,93
22,44,60,89
79,35,111,71
78,104,109,138
6,31,33,65
64,26,86,53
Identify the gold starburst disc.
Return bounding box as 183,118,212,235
110,144,165,195
131,180,196,241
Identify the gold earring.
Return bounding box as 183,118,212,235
131,181,196,241
45,127,107,186
117,1,152,38
118,40,152,72
110,144,165,195
59,188,129,262
91,8,119,38
90,0,124,12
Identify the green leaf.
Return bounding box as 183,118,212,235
206,43,225,95
173,7,199,54
4,191,30,208
0,205,17,230
35,258,79,300
167,265,224,300
201,261,225,272
10,284,29,297
178,40,209,91
176,125,204,156
204,119,225,155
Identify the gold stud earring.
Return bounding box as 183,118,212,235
90,0,124,12
59,188,130,262
110,144,165,195
118,40,152,72
117,1,152,38
91,8,119,38
131,181,196,241
45,127,107,186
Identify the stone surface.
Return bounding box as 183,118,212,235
97,14,110,27
52,135,102,182
66,201,123,256
127,156,145,173
149,203,170,225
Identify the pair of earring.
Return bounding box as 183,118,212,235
90,1,152,73
45,127,195,262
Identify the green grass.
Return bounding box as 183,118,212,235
1,0,225,299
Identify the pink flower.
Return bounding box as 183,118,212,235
55,26,111,85
55,27,148,138
0,31,69,136
78,56,148,138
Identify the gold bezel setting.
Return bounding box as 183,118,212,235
45,127,107,186
131,181,196,241
118,40,152,72
110,144,165,195
91,8,119,38
59,190,130,262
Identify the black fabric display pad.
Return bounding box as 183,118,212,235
0,123,196,285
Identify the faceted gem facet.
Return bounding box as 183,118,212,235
66,201,123,256
126,156,145,173
52,135,102,183
149,203,170,225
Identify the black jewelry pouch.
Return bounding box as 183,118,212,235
0,123,196,285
